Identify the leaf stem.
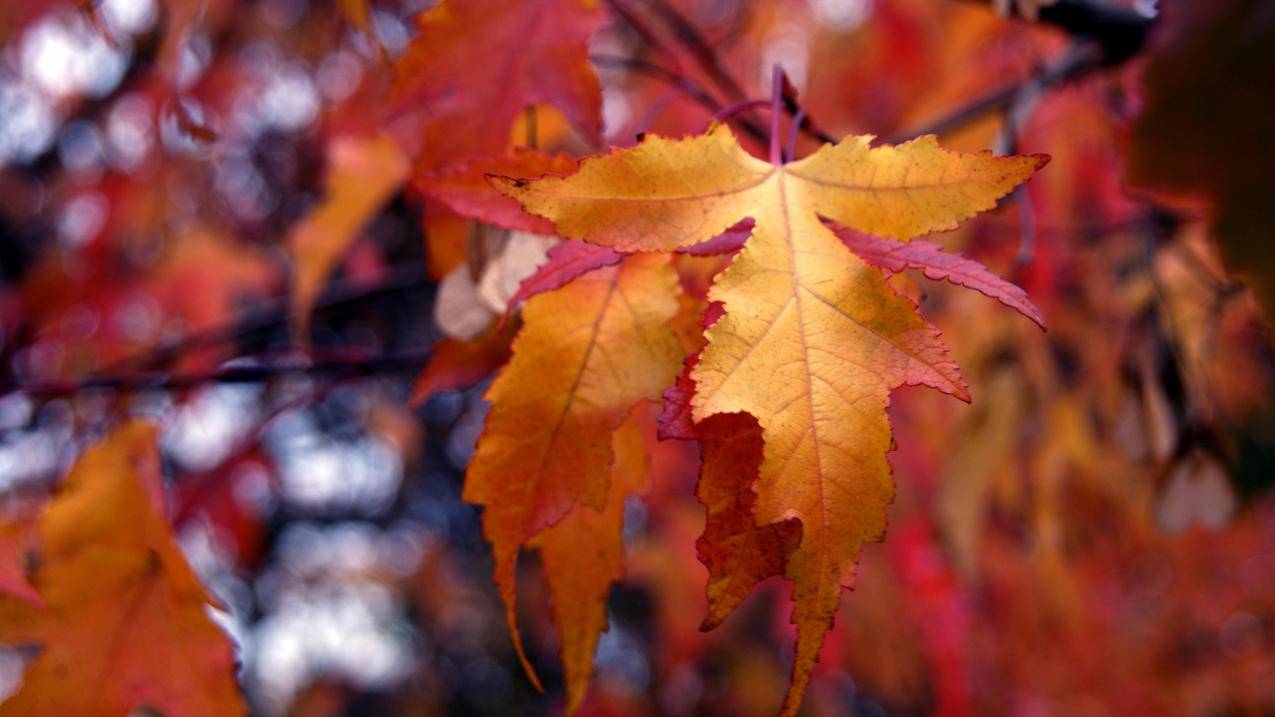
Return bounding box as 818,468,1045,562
769,65,784,165
524,106,538,149
714,98,770,122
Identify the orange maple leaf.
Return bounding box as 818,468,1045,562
0,422,245,716
530,405,651,713
462,253,683,693
495,121,1045,714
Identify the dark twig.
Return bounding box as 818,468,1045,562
589,54,720,113
965,0,1154,63
94,262,430,376
1028,0,1154,66
714,98,770,122
172,373,350,528
589,53,769,144
889,39,1103,144
597,2,837,146
589,54,827,151
888,82,1023,144
0,350,431,399
896,0,1154,143
994,46,1097,267
645,0,749,103
601,0,670,58
598,0,776,142
638,0,838,146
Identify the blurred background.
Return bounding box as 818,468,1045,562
1,0,1273,714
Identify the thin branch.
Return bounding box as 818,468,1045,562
589,53,769,144
95,262,430,376
1016,0,1154,66
889,82,1023,144
889,40,1102,144
598,0,774,142
993,45,1087,267
599,2,836,146
895,0,1154,142
588,54,827,150
0,349,431,399
601,0,671,60
714,98,770,122
172,373,349,527
644,0,749,103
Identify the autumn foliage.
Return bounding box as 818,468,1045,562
1,0,1274,715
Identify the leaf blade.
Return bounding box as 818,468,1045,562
462,253,683,688
824,218,1046,329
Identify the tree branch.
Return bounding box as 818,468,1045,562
599,0,835,146
95,262,430,375
589,53,769,143
0,349,430,399
888,38,1103,144
892,0,1154,143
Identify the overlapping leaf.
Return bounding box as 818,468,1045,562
415,149,578,235
825,220,1045,328
694,412,801,630
410,324,516,407
462,253,683,689
504,219,754,321
391,0,603,169
531,406,650,713
496,123,1045,713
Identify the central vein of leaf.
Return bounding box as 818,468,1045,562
775,170,828,563
94,562,162,707
528,272,619,526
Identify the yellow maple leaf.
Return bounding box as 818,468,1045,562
463,253,683,691
495,123,1045,714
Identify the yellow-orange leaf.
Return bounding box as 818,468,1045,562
531,406,649,714
496,123,1045,714
288,132,409,339
0,422,245,717
463,253,683,690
